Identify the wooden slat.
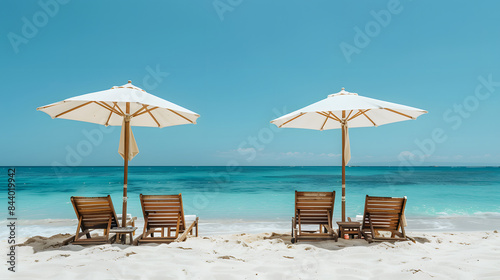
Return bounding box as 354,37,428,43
138,238,176,243
297,204,333,208
298,232,334,237
143,203,181,207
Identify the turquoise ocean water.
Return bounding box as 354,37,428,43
1,166,500,237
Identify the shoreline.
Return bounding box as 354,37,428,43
2,214,499,241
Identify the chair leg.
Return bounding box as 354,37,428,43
298,215,301,237
174,214,181,239
105,217,112,243
74,217,83,242
400,216,407,238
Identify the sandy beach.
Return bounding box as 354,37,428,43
3,228,499,280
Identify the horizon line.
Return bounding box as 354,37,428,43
2,165,499,168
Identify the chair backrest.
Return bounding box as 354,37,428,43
71,195,119,230
362,195,407,231
140,194,186,230
295,191,335,225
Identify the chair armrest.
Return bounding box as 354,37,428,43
126,216,137,227
175,217,199,242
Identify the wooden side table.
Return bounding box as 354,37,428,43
110,227,137,245
337,221,361,239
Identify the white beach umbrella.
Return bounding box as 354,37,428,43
271,88,427,221
37,81,200,228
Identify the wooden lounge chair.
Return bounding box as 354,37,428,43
134,194,199,245
291,191,338,243
360,195,408,243
70,195,120,245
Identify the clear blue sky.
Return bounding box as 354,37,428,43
1,0,499,166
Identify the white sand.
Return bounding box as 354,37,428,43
2,230,499,279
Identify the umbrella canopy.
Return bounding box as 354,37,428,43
37,81,200,229
271,88,426,129
37,81,199,127
271,88,427,221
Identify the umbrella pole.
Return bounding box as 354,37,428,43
341,111,346,222
122,104,130,230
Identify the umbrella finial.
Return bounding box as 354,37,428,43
329,87,357,97
128,80,132,84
